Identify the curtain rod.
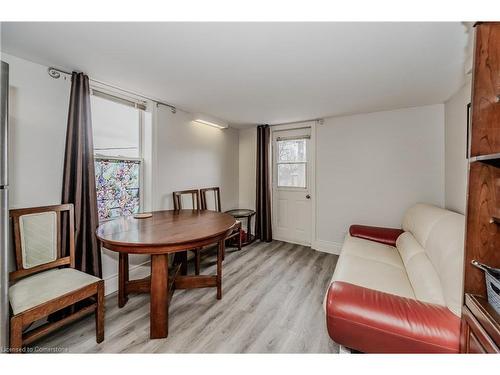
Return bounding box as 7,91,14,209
48,67,177,113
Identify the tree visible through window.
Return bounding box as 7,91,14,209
91,93,143,220
277,139,307,188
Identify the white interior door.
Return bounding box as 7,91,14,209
272,127,312,245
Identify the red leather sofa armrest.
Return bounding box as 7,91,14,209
326,281,460,353
349,225,404,246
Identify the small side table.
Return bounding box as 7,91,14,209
225,209,256,247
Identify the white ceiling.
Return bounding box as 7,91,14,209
1,22,468,127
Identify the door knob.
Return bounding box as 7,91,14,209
306,194,311,199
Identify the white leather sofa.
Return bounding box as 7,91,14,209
325,203,465,353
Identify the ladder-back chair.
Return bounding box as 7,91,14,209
172,189,202,275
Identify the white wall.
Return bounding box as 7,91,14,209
238,127,257,210
4,53,239,295
154,106,239,211
238,105,446,253
444,81,471,214
4,53,69,208
442,21,473,215
315,105,445,251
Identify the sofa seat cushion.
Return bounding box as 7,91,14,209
326,281,460,353
329,235,415,300
9,268,101,315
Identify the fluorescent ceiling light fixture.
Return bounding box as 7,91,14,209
194,119,227,129
192,113,228,129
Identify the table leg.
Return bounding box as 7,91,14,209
150,254,169,339
247,215,252,240
118,253,129,308
217,240,223,300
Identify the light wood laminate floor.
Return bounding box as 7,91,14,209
31,240,339,353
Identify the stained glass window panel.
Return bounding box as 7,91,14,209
95,159,140,220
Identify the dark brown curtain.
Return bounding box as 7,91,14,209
61,72,101,277
255,124,272,242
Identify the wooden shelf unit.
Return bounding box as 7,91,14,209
469,153,500,168
462,295,500,353
461,22,500,354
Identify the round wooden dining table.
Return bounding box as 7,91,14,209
96,209,237,339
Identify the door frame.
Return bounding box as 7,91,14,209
270,121,317,246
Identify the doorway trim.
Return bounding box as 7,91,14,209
270,121,317,247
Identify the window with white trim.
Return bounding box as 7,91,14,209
276,138,307,188
91,91,145,221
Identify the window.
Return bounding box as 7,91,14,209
95,159,140,220
91,92,144,221
276,138,307,188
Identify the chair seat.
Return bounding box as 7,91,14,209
9,268,101,315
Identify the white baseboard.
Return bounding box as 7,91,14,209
103,260,151,296
273,236,311,247
311,239,342,255
273,236,342,255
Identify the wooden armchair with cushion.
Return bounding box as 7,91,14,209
8,204,104,353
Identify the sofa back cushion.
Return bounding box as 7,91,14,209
397,203,465,317
396,232,446,307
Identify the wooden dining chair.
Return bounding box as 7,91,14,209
172,189,202,275
200,187,222,212
200,187,243,254
173,189,200,212
8,204,104,353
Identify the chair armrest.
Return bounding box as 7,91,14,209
349,225,404,246
326,281,460,353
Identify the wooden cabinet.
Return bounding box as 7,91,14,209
470,22,500,157
463,162,500,297
461,295,500,353
461,22,500,354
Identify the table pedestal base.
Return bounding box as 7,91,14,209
117,240,224,339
